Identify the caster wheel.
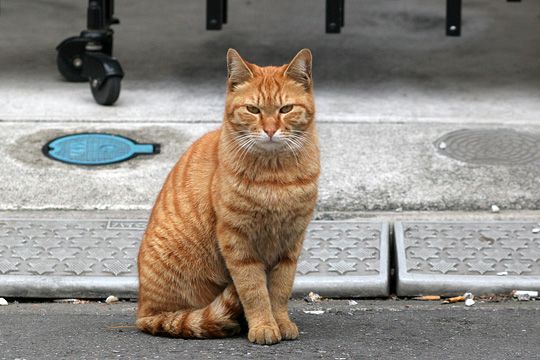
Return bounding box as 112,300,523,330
57,53,86,82
56,36,87,82
90,76,121,105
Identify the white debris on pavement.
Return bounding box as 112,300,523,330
512,290,539,301
491,205,500,213
304,291,322,303
496,271,508,276
0,298,8,306
532,228,540,234
105,295,119,304
303,310,325,315
53,299,82,304
464,292,475,307
438,142,447,150
348,300,358,305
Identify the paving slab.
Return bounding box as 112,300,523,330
0,217,389,298
395,221,540,296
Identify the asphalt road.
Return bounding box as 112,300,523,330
0,299,539,359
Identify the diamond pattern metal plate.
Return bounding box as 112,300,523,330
0,219,388,298
395,222,540,296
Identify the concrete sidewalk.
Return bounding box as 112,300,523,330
2,122,540,212
0,300,538,359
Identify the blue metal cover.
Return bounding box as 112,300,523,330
43,133,159,165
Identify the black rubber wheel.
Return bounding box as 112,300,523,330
90,76,121,106
56,52,86,83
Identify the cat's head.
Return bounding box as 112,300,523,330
224,49,315,154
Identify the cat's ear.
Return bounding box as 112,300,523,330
285,48,312,89
227,49,253,90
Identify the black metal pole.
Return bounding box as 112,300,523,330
326,0,341,33
87,0,105,30
446,0,461,36
222,0,228,24
207,0,223,30
339,0,344,27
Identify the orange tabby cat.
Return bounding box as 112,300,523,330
136,48,319,345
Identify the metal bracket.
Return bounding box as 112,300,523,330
446,0,461,36
326,0,344,33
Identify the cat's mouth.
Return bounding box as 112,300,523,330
255,138,285,151
231,131,301,154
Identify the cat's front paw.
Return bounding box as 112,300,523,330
248,323,282,345
277,319,299,340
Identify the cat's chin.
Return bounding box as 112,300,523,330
254,140,287,153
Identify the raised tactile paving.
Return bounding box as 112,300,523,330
395,222,540,296
0,219,389,298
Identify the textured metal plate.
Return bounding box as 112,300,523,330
434,129,540,165
295,221,389,297
0,219,388,298
395,222,540,296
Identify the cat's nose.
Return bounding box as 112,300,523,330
264,127,277,139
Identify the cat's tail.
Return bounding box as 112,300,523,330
136,284,243,338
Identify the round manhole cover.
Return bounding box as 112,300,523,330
434,129,540,165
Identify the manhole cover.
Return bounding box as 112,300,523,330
434,129,540,165
43,133,160,165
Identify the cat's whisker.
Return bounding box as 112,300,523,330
290,133,315,150
286,136,304,152
232,137,254,149
284,140,301,165
232,141,253,162
225,133,257,158
223,140,246,159
238,139,256,163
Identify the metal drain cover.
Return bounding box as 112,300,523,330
395,221,540,296
43,133,159,165
435,129,540,165
0,219,389,298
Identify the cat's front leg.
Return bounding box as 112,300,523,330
268,239,303,340
217,222,281,345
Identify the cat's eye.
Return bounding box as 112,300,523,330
280,105,293,114
246,105,260,114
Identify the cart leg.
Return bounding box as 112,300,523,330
446,0,461,36
207,0,224,30
326,0,345,33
